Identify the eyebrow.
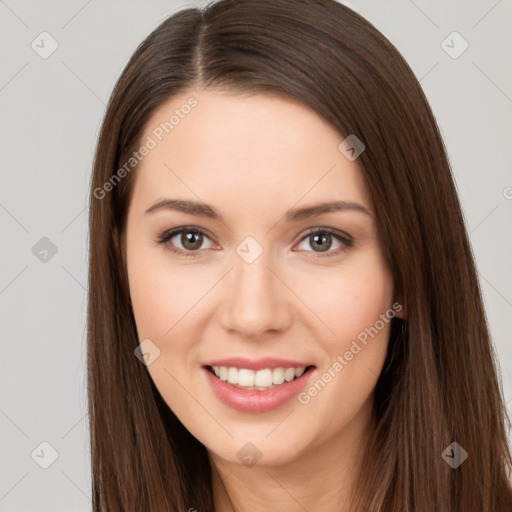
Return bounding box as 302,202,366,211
145,198,371,221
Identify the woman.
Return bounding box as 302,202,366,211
87,0,512,510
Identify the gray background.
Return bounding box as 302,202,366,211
1,0,511,510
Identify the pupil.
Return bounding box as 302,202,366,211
182,232,202,250
312,233,331,252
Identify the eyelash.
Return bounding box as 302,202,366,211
155,226,353,259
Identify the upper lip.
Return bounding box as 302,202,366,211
202,357,314,371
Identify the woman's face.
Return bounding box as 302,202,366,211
125,89,399,466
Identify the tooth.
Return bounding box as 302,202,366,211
254,369,273,387
238,369,255,387
295,367,305,378
214,365,307,387
284,368,295,382
272,367,285,385
227,367,238,384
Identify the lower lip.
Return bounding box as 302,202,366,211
203,366,314,413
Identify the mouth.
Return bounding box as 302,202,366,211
204,364,315,391
201,357,317,412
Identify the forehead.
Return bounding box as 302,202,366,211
130,89,372,216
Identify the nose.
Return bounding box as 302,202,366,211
219,249,293,339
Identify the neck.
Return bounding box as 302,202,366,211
209,397,375,512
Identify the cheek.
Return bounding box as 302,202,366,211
127,243,205,340
127,252,207,416
130,273,185,339
300,256,394,351
127,245,213,409
295,258,394,421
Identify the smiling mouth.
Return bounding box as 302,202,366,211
205,365,315,391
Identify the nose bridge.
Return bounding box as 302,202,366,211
221,239,290,337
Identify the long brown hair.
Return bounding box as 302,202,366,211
87,0,512,510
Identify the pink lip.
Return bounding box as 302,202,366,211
202,357,312,371
202,365,315,413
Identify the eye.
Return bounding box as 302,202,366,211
156,226,216,258
156,226,353,259
294,227,353,257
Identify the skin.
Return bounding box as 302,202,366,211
124,89,403,512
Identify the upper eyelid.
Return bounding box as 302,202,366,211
300,226,352,240
160,226,217,243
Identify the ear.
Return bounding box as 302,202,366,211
392,293,406,321
114,226,133,310
113,226,119,250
